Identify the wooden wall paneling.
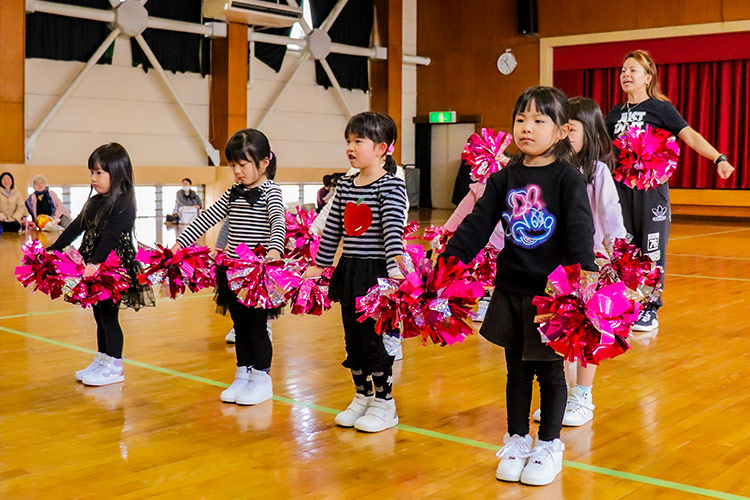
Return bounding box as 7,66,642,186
0,0,25,164
210,22,248,165
371,0,403,164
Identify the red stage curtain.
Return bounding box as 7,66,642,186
556,59,750,189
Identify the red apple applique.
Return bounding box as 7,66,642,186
344,197,373,236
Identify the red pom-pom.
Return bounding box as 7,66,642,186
422,225,454,254
596,238,662,304
357,245,485,346
284,206,320,261
613,124,680,190
15,240,63,299
533,264,641,365
287,267,334,316
223,243,301,309
136,244,214,299
54,248,131,309
470,245,500,287
461,128,513,183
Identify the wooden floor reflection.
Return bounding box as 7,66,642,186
1,214,750,499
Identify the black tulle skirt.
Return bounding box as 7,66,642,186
327,257,388,307
214,265,282,319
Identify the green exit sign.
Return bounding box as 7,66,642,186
429,111,457,123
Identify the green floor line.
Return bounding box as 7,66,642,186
0,293,213,321
0,325,747,499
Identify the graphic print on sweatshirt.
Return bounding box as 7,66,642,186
502,184,556,248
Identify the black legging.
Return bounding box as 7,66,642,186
228,302,272,371
505,349,567,442
1,220,21,232
93,300,123,358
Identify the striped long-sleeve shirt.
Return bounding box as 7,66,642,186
315,172,407,272
176,181,286,258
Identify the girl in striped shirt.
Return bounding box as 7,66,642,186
172,128,285,406
305,112,408,433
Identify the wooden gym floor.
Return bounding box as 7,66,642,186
1,212,749,499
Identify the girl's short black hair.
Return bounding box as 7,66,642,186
86,143,136,231
510,86,574,167
225,128,277,180
344,112,398,174
0,171,15,190
182,178,192,185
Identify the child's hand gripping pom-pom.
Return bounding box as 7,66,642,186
357,245,485,346
422,225,454,254
533,264,642,366
287,266,334,316
136,244,215,299
223,243,302,309
54,247,131,308
470,245,500,287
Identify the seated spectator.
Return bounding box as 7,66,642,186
316,174,335,212
166,178,202,223
25,175,72,231
0,172,26,233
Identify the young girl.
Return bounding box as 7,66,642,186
305,111,407,433
172,129,285,406
532,97,627,427
444,87,596,486
48,143,153,386
605,50,735,332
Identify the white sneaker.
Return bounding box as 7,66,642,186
82,356,124,387
220,366,250,403
225,328,236,344
75,352,104,382
562,387,594,426
235,368,273,405
496,433,533,482
520,438,565,486
334,394,373,427
392,342,404,361
472,297,490,322
353,398,398,432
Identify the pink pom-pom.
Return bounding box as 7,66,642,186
533,264,641,365
284,206,320,261
470,245,500,287
613,124,680,190
223,243,301,309
461,128,513,184
422,225,454,254
54,248,131,309
356,245,485,346
15,240,63,299
288,267,334,316
596,238,662,304
136,244,215,299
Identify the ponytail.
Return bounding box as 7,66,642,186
383,155,397,174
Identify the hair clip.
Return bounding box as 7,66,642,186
386,143,395,156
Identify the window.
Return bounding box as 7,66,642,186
70,186,93,218
288,0,313,50
135,186,156,217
